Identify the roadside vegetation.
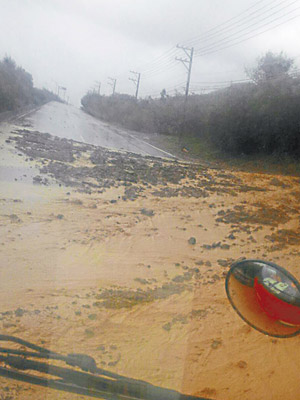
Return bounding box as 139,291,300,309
0,56,60,113
81,52,300,172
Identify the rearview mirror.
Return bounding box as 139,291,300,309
226,260,300,338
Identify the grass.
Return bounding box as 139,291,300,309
148,131,300,177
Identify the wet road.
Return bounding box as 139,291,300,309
24,102,174,158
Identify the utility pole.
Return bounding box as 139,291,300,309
129,71,141,99
95,81,101,95
175,44,194,99
108,77,117,95
58,85,66,100
175,45,194,145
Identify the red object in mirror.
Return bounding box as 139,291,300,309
226,260,300,337
255,277,300,327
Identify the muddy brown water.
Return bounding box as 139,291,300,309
0,119,299,400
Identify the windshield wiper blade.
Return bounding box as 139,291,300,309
0,335,212,400
0,365,133,400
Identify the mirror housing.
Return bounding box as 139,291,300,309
226,259,300,338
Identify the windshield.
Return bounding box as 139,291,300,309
0,1,300,399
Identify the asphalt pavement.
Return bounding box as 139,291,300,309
25,102,175,158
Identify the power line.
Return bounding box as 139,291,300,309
183,0,275,47
185,0,291,47
192,78,251,85
140,81,187,98
146,1,299,81
194,0,300,55
147,65,300,98
108,2,280,84
139,1,300,96
128,0,286,81
142,67,187,81
140,1,295,80
143,84,186,98
188,67,300,89
142,58,179,78
190,68,300,94
90,0,300,99
139,47,178,73
195,8,300,57
135,47,176,71
119,48,179,82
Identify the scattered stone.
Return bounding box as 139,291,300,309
216,204,289,227
84,329,94,337
237,360,248,369
220,244,230,250
3,322,16,328
8,214,21,223
14,308,25,317
140,208,155,217
265,228,300,250
172,275,185,283
188,237,196,245
70,199,83,205
162,322,172,331
211,339,222,349
217,259,234,268
269,178,290,188
134,278,148,285
33,175,49,185
200,388,217,397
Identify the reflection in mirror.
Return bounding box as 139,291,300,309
226,260,300,338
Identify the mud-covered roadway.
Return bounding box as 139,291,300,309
0,117,299,400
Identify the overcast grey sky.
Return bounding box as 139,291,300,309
1,0,300,105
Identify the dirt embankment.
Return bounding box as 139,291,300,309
0,124,300,400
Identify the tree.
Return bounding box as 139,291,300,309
0,57,60,112
246,51,295,84
160,88,167,101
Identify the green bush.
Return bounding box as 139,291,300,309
81,52,300,159
0,56,60,113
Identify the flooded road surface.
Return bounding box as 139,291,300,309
1,107,300,400
25,101,175,158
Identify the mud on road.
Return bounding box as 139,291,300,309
0,125,300,400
